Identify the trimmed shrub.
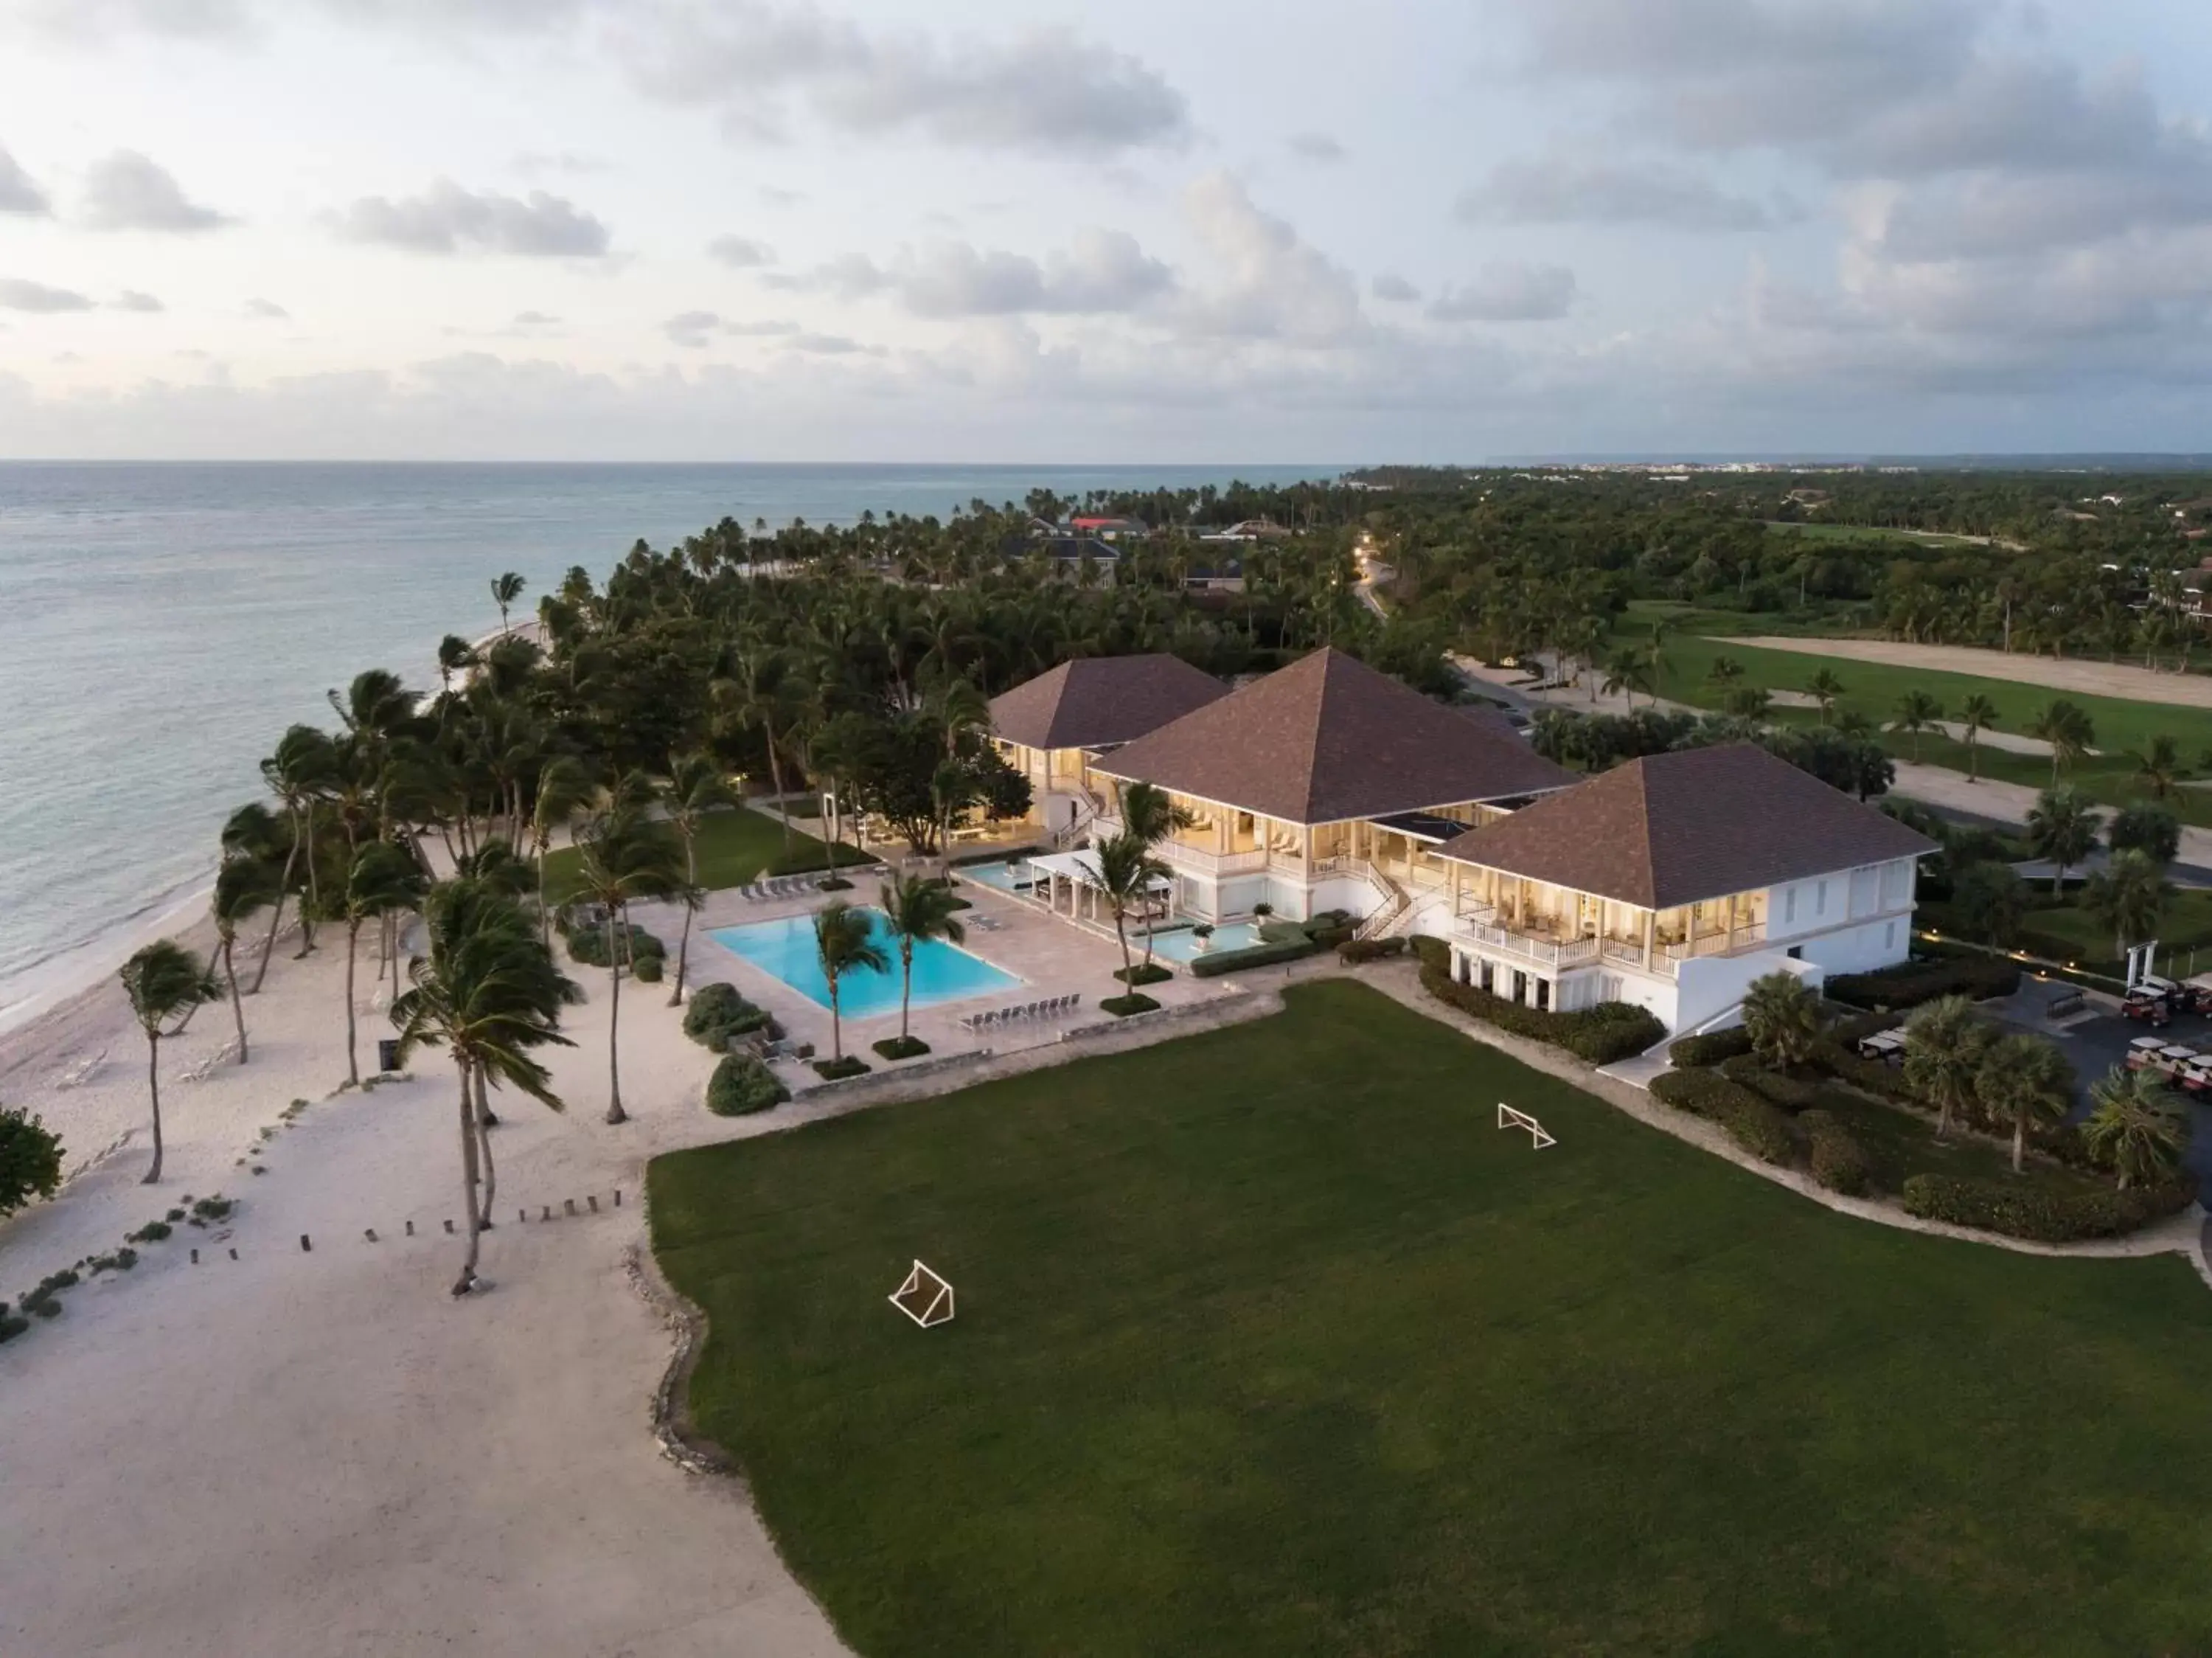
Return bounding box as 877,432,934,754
818,876,855,892
1408,934,1449,973
633,954,664,984
1816,1043,1919,1104
1338,937,1408,965
1114,962,1174,985
1649,1068,1797,1165
1307,923,1357,949
0,1105,64,1219
1902,1173,2195,1243
1667,1027,1753,1069
1799,1109,1872,1196
1258,920,1309,945
191,1196,234,1221
1100,992,1162,1017
1419,965,1664,1066
1717,1055,1821,1111
1189,939,1324,978
0,1311,26,1344
1826,956,2020,1011
872,1035,931,1061
125,1219,174,1244
565,922,666,971
812,1055,872,1081
706,1054,788,1116
684,983,744,1043
1827,1008,1902,1046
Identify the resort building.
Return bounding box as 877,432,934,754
1429,744,1935,1034
1089,648,1576,932
987,653,1230,838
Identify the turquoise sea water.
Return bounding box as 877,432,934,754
708,909,1021,1019
0,461,1329,1027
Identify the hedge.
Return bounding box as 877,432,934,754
1189,938,1324,978
566,921,666,972
1902,1173,2195,1243
812,1055,872,1081
1826,955,2020,1011
1649,1067,1797,1165
1816,1042,1919,1104
1337,937,1407,965
1668,1027,1753,1069
1798,1109,1872,1196
1717,1054,1821,1111
706,1055,788,1116
1115,962,1175,985
1408,934,1449,973
1419,965,1664,1066
684,983,772,1050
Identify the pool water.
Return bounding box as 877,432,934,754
708,909,1022,1019
959,861,1032,895
1144,922,1265,962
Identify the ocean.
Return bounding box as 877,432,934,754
0,461,1331,1030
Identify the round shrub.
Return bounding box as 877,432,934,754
706,1055,790,1117
0,1104,65,1220
633,954,664,985
684,983,745,1044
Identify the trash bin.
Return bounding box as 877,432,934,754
377,1038,402,1073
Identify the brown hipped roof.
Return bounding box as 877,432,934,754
1433,743,1937,909
988,653,1229,752
1094,648,1576,823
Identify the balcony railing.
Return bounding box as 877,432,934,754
1660,922,1767,963
1150,840,1273,877
1456,916,1603,969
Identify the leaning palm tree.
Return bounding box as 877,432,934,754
880,873,965,1050
1740,971,1820,1070
568,811,685,1123
334,841,425,1086
813,900,888,1065
2083,1066,2188,1192
2082,848,2171,960
258,723,338,973
1889,690,1944,763
118,940,220,1184
1955,693,2000,782
1974,1033,2074,1175
1602,648,1653,710
392,881,576,1294
1901,995,1994,1140
526,754,594,944
659,754,738,1003
219,800,291,996
2025,786,2100,897
210,858,278,1065
1119,780,1197,971
490,570,526,636
1093,832,1169,1002
2134,734,2183,802
1805,669,1846,726
2030,698,2096,783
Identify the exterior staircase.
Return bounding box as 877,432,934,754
1352,864,1414,942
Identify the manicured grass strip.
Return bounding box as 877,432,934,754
542,805,871,903
651,980,2212,1658
1921,887,2212,979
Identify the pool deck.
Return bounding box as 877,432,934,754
632,864,1242,1081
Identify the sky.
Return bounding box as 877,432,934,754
2,0,2211,462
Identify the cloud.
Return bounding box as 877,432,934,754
1456,154,1787,232
1430,263,1579,322
80,150,230,232
114,290,164,312
512,309,561,327
1286,131,1346,163
758,185,806,207
1175,172,1367,345
900,230,1174,317
336,181,611,257
0,278,94,313
619,11,1189,157
707,234,776,268
511,149,605,178
244,297,289,319
663,309,724,347
785,332,884,355
0,144,50,215
1370,273,1421,303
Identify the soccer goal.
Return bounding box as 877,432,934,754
888,1260,956,1328
1497,1103,1557,1149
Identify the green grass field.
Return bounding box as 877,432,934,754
1763,521,1990,549
650,981,2212,1657
1922,887,2212,979
541,805,869,903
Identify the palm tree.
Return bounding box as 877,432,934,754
1806,669,1846,726
714,641,797,861
1119,780,1196,971
1705,655,1745,694
2083,848,2171,958
813,900,888,1065
526,755,593,944
1889,690,1944,763
491,570,526,636
393,881,576,1294
2025,787,2100,897
660,754,738,1003
1093,832,1168,1002
1902,995,1994,1140
568,811,685,1123
2030,698,2096,782
334,841,425,1086
210,858,277,1065
879,873,965,1050
2083,1067,2188,1191
259,724,338,972
1975,1033,2074,1174
1740,971,1820,1070
118,940,220,1184
1956,694,1999,782
219,800,291,996
436,633,477,694
2134,734,2183,801
1602,648,1654,710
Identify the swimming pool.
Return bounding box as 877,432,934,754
707,908,1022,1019
1144,922,1265,963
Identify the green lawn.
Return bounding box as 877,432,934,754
650,981,2212,1657
1922,887,2212,979
1762,521,1991,549
541,805,870,903
1811,1084,2100,1196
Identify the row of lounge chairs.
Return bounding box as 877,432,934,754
959,995,1080,1033
739,875,826,903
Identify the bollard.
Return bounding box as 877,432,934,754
588,1194,599,1213
443,1218,455,1235
300,1234,312,1253
405,1219,414,1237
518,1209,527,1224
365,1228,378,1243
542,1204,552,1221
613,1189,622,1207
564,1199,577,1217
228,1249,238,1260
190,1249,200,1265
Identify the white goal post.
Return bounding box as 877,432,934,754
1497,1103,1557,1149
888,1260,955,1328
